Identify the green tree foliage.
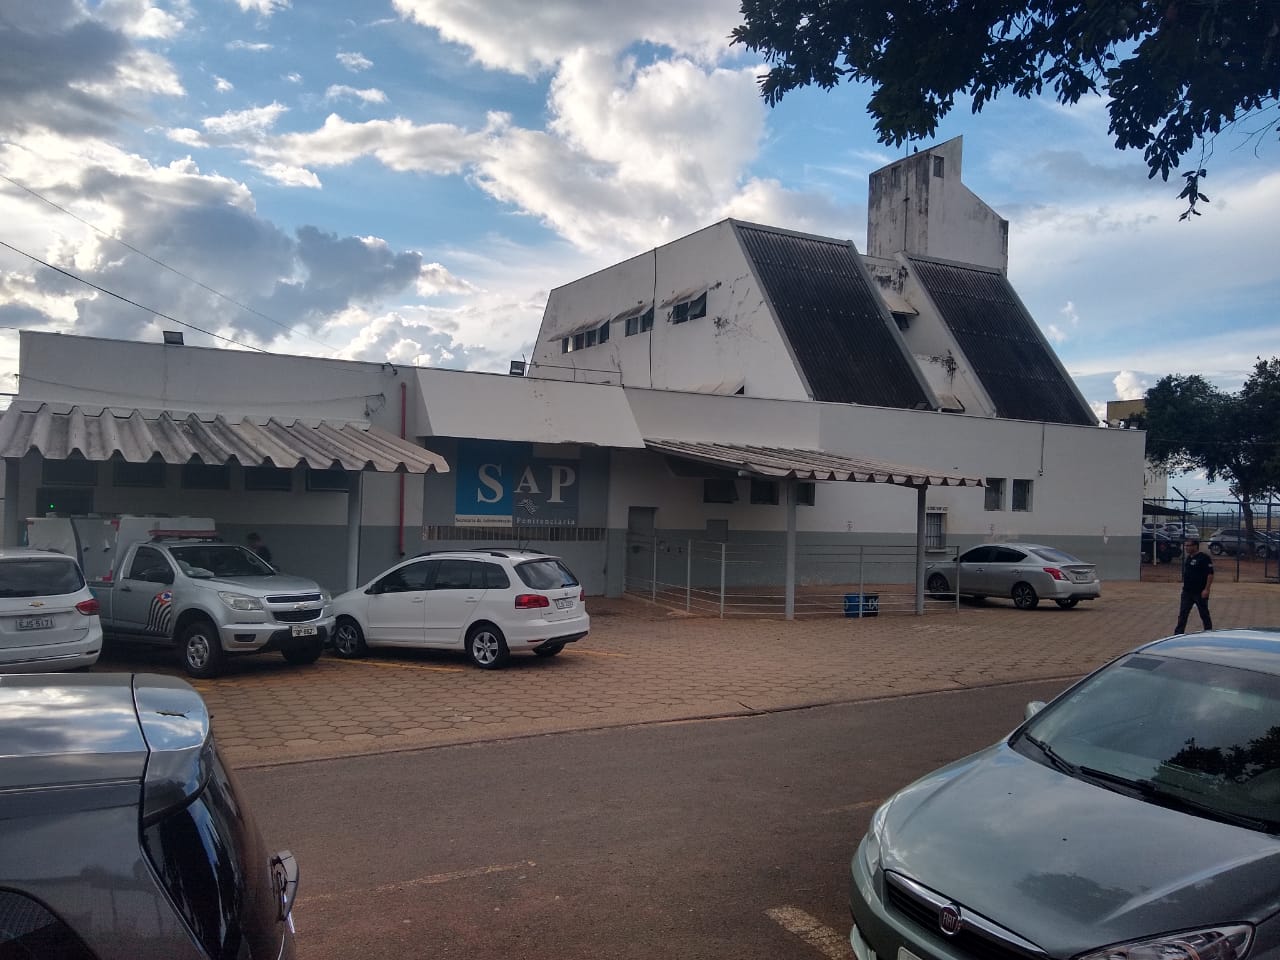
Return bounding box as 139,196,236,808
1141,359,1280,534
730,0,1280,217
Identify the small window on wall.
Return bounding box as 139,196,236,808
36,487,94,516
984,477,1005,511
797,482,815,506
561,338,570,354
625,316,639,337
1012,479,1034,512
573,332,586,351
113,459,165,488
750,479,779,505
306,469,350,492
41,458,97,486
926,511,947,550
703,478,738,504
639,306,654,332
244,466,293,491
933,156,945,178
598,321,610,344
181,463,230,490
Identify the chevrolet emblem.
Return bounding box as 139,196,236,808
28,600,45,607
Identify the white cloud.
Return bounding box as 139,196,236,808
417,262,475,296
215,75,233,92
97,0,186,39
337,51,373,72
324,85,388,104
202,102,288,136
249,161,321,188
230,0,290,15
167,127,208,147
1044,324,1067,344
284,72,303,83
226,39,273,51
391,0,741,75
1113,370,1148,400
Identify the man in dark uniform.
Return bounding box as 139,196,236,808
1175,537,1214,633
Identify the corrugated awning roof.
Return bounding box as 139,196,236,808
646,439,983,487
0,403,449,474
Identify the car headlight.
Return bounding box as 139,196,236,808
218,591,264,612
319,589,332,603
861,800,891,874
1077,925,1253,960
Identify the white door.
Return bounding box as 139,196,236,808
424,559,485,644
365,560,433,644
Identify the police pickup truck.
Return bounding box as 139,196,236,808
26,516,334,678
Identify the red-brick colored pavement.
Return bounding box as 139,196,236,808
97,579,1280,769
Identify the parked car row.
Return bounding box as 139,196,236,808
1140,528,1182,563
1207,527,1280,559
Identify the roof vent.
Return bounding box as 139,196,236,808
508,360,526,376
162,331,184,345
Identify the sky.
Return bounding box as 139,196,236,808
1,0,1277,502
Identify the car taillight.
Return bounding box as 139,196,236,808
515,594,550,609
579,589,584,602
76,598,100,615
1043,567,1067,581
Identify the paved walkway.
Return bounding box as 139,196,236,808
97,580,1280,768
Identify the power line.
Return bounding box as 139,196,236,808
0,171,340,354
0,238,270,354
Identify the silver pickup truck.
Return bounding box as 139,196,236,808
98,538,335,678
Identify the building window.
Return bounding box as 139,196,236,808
750,479,778,505
702,478,738,504
671,292,708,325
640,306,654,332
182,463,230,490
573,332,586,351
933,156,945,178
41,458,97,486
561,337,569,354
1012,479,1034,512
305,469,350,492
36,487,94,515
585,329,597,348
625,316,638,336
984,477,1005,511
797,482,815,506
112,460,165,488
598,320,610,344
244,466,293,491
926,510,947,550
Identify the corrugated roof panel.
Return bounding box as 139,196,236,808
0,404,449,473
909,258,1096,426
646,439,983,487
735,224,932,409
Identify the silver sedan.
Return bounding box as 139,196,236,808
925,542,1101,609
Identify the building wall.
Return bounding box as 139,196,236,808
867,138,1009,273
529,221,811,400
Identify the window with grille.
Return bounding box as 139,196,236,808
984,478,1005,511
926,511,946,549
1012,479,1033,512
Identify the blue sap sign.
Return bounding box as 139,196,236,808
455,440,580,527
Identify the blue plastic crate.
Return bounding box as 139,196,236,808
843,593,880,617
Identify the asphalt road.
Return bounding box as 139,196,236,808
239,678,1072,960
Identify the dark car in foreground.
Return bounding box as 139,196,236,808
850,629,1280,960
0,672,298,959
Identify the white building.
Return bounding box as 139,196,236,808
0,138,1146,609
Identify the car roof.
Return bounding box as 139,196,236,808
0,674,210,798
1142,629,1280,677
410,549,558,562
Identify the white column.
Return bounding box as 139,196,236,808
346,470,363,591
915,485,927,615
3,459,20,548
784,478,797,620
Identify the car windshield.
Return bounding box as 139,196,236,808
0,558,85,597
515,558,579,590
1017,652,1280,833
169,545,274,578
1030,547,1081,564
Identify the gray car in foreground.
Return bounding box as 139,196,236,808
0,672,298,959
851,629,1280,960
925,542,1101,609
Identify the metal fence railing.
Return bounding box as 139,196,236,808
623,535,962,618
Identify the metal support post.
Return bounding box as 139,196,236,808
345,470,363,592
719,541,726,619
915,485,927,615
784,478,797,621
686,539,692,611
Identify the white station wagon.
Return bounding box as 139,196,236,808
0,548,103,672
330,549,589,669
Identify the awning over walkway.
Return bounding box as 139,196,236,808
0,403,449,474
645,439,984,487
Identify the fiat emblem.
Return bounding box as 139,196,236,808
938,904,962,936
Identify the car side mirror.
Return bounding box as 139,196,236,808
1025,701,1046,720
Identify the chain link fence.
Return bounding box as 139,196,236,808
1141,496,1280,584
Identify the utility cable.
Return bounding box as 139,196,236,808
0,238,269,354
0,171,340,354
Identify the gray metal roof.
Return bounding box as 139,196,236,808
646,439,984,487
0,403,449,473
734,223,934,409
908,257,1096,426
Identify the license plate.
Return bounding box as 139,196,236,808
16,616,55,631
555,597,573,610
897,950,924,960
290,624,318,637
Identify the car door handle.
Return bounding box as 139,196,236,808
120,585,132,592
464,596,479,602
411,598,424,604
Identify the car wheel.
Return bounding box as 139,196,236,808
466,623,509,670
1209,542,1224,556
1011,582,1040,610
533,643,564,658
331,618,368,659
926,572,950,598
1055,598,1080,609
180,620,225,679
282,636,323,665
